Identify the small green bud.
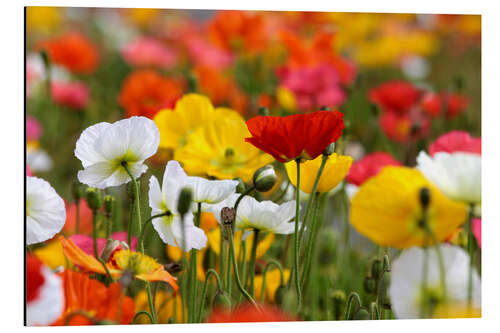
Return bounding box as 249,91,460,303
258,106,269,116
253,165,277,192
352,307,370,320
274,284,287,305
103,195,115,216
233,177,246,194
86,187,102,211
213,291,231,309
363,276,377,294
331,290,346,304
71,181,85,201
323,143,335,156
371,258,383,279
177,187,193,217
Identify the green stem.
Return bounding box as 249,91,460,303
300,192,321,289
127,199,135,248
132,311,154,324
122,162,142,252
197,269,224,322
249,229,259,297
189,203,202,323
370,302,380,320
228,229,260,309
259,259,285,302
146,282,157,323
344,292,362,320
293,159,302,310
298,154,328,243
137,212,170,254
424,225,447,302
91,210,99,259
226,240,232,298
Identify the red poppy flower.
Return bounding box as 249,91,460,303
369,81,421,114
346,152,401,186
245,110,345,163
421,92,469,118
118,69,184,119
444,93,469,118
52,270,135,325
207,303,297,323
37,32,99,74
379,110,430,143
428,130,481,156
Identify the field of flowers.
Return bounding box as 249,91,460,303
25,7,481,325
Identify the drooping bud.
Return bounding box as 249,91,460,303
258,106,269,116
177,187,193,217
352,307,370,320
86,187,103,211
363,276,377,294
274,284,287,305
371,258,383,280
233,177,246,194
164,262,183,274
331,290,346,320
71,181,85,202
252,165,277,192
103,195,115,217
323,143,335,156
213,290,232,310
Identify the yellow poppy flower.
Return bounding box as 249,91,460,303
276,86,297,111
154,94,242,150
432,303,481,319
26,7,62,34
135,290,184,324
350,166,467,248
285,153,353,194
254,268,291,303
207,227,275,261
174,115,274,182
33,238,71,270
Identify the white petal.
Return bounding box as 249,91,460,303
148,176,164,211
171,216,208,251
74,122,110,167
26,148,53,172
162,161,188,213
27,266,64,326
123,116,160,160
78,161,146,189
26,177,66,245
186,177,238,204
417,151,481,203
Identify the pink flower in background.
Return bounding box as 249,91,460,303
26,116,42,141
121,37,178,69
277,64,346,111
26,165,32,176
472,218,481,248
429,130,481,156
69,232,138,257
51,81,89,109
185,36,234,69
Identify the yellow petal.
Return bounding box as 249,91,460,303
34,238,71,270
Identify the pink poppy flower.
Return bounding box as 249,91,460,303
26,116,42,141
428,130,481,156
69,232,137,258
51,81,89,109
121,37,178,69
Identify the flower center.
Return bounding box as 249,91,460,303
113,250,160,276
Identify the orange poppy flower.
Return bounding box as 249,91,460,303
59,236,178,292
37,32,99,74
207,11,268,53
245,110,345,163
52,270,135,325
118,69,184,119
207,303,297,322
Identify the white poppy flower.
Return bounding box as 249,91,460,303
26,259,64,326
416,151,481,204
148,161,208,251
27,177,66,245
27,148,53,172
389,245,481,319
75,116,160,189
186,176,238,205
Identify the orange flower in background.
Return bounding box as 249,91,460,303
208,10,269,53
194,66,248,114
52,270,135,325
245,110,345,163
207,303,297,323
59,237,178,292
62,200,93,235
37,32,99,74
118,69,184,118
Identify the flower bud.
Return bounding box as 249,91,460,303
177,187,193,217
86,187,103,211
363,276,377,294
274,284,287,305
71,181,85,201
323,143,335,156
103,195,115,216
258,106,269,116
253,165,277,192
319,106,331,111
352,307,370,320
233,177,246,194
213,290,231,310
331,290,346,304
221,207,235,240
371,258,383,279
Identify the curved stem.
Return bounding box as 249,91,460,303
293,159,302,310
137,212,170,254
146,282,157,323
228,229,260,310
197,269,224,322
122,162,143,253
370,302,380,320
189,203,202,323
132,310,154,324
344,292,362,320
298,154,328,243
234,185,255,215
259,259,285,302
300,192,321,289
249,229,259,297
